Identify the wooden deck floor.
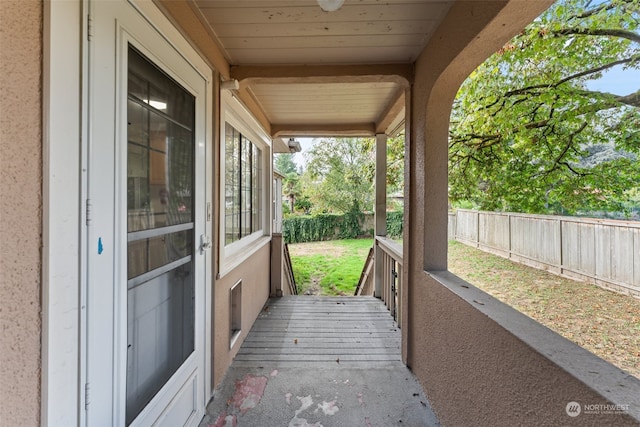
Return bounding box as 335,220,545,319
233,296,401,368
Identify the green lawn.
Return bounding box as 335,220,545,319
288,239,373,295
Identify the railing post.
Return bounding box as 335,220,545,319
374,133,387,298
270,233,284,297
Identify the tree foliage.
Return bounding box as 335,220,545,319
275,153,298,175
303,138,374,213
449,0,640,215
302,136,405,214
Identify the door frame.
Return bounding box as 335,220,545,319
42,1,214,425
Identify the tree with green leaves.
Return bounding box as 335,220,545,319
275,153,303,213
449,0,640,215
275,153,299,175
303,138,375,214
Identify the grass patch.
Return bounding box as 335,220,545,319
448,240,640,379
288,239,373,296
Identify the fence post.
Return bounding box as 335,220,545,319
476,210,480,247
558,217,563,274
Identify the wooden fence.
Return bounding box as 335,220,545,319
448,209,640,297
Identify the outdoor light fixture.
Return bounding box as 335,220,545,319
288,138,302,153
220,79,239,91
317,0,345,12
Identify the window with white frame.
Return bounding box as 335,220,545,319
224,122,263,245
219,92,271,274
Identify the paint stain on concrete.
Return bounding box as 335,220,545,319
210,412,237,427
357,392,364,405
285,392,292,404
231,374,268,414
365,416,372,427
317,400,339,416
296,395,314,414
288,395,323,427
270,369,279,377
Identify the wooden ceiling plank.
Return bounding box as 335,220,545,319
221,34,426,50
213,20,436,38
198,3,449,25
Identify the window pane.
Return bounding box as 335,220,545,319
224,123,241,244
128,100,148,147
127,230,193,279
126,262,194,425
223,123,263,244
252,145,262,231
128,48,195,233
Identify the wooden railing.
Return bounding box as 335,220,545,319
355,237,403,328
283,243,297,295
354,247,374,296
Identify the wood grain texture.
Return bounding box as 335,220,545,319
233,296,401,368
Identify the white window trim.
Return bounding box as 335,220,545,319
218,91,272,277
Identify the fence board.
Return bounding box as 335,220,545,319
578,222,596,275
479,212,510,252
611,226,634,285
635,229,640,287
450,210,640,297
456,210,478,243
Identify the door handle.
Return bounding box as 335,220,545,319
200,234,211,254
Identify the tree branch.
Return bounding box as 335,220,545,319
615,90,640,108
553,28,640,44
569,0,635,20
554,55,640,87
501,56,640,100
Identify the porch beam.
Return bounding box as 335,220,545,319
235,88,273,135
271,123,376,138
230,64,413,85
375,88,405,135
374,133,387,298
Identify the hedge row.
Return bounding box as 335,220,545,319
282,211,403,243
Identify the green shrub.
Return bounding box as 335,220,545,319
283,210,403,243
386,210,404,238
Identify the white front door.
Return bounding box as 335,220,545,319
86,1,210,425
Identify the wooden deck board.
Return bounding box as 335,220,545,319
233,296,401,368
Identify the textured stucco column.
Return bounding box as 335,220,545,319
405,1,563,426
373,133,387,297
0,1,43,425
406,0,552,371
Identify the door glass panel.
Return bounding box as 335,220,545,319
126,46,196,425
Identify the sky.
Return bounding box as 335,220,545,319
585,64,640,96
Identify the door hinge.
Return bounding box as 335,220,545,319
86,199,92,226
84,382,90,409
87,14,93,41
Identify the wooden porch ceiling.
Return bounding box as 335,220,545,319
159,0,455,138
